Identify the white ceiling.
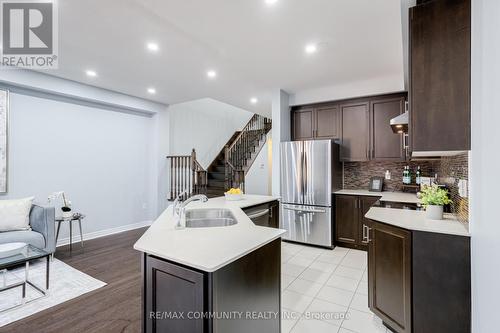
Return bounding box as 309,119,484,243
42,0,405,116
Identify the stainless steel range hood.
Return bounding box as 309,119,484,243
390,111,409,133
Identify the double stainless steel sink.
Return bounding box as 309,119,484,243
185,209,238,228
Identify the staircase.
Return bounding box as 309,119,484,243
206,114,272,197
167,114,271,200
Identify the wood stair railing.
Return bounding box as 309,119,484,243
167,115,271,200
167,149,207,201
224,114,272,191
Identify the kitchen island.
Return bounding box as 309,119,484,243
134,195,284,333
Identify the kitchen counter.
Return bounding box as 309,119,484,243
203,194,281,209
334,189,421,204
365,207,470,237
133,195,284,272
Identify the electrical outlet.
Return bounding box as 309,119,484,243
458,179,468,198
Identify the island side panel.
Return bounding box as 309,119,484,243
412,231,471,333
211,238,281,333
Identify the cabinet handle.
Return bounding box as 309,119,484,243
367,226,372,243
354,199,358,209
362,225,367,242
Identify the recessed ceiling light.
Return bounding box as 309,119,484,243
147,87,156,94
305,43,318,54
207,70,217,79
265,0,279,5
85,69,97,77
250,97,258,104
147,42,159,52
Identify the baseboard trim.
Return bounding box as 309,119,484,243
56,220,152,247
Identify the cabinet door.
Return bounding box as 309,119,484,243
315,106,340,139
293,109,314,140
410,0,470,152
370,97,405,161
368,221,412,333
340,102,369,161
335,195,359,246
145,255,205,333
359,196,381,249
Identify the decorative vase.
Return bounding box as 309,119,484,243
426,205,443,220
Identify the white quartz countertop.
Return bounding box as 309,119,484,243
365,207,470,237
133,195,285,272
334,189,421,204
204,195,280,208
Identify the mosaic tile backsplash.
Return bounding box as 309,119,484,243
343,153,469,223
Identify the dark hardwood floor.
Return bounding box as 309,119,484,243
1,228,147,333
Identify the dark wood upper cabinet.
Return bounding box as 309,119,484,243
370,97,405,161
368,220,412,333
291,93,406,162
292,108,314,140
409,0,471,152
292,106,340,141
340,102,369,162
315,105,340,139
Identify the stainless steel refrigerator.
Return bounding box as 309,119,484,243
280,140,341,248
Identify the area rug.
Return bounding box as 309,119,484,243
0,258,106,327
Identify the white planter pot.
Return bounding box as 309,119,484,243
62,209,73,219
426,205,444,220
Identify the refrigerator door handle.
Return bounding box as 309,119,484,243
302,142,309,203
282,205,327,214
301,149,306,202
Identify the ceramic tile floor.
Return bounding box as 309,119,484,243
281,242,390,333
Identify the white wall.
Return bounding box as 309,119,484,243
245,132,272,195
155,109,171,214
470,0,500,331
271,90,290,196
168,98,253,168
0,69,165,115
288,74,405,106
1,91,159,242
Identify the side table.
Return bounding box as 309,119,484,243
55,213,86,254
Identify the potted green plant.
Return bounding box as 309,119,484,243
419,184,452,220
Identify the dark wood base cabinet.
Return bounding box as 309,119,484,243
142,239,281,333
335,195,380,250
368,220,471,333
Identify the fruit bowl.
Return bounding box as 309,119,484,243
224,193,243,201
224,188,244,201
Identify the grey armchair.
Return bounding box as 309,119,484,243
0,204,56,253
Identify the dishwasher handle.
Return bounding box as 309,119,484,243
246,209,270,219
